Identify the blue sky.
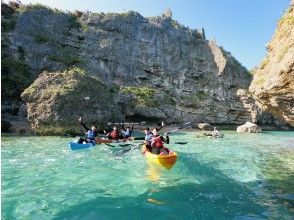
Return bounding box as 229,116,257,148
18,0,290,69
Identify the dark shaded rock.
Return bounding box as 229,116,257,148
18,104,28,117
1,120,11,132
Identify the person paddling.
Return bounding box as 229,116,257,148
121,122,134,139
149,128,170,155
144,121,165,145
106,125,121,140
77,117,97,144
143,121,170,155
212,127,222,137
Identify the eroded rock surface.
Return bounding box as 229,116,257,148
250,2,294,127
21,68,123,134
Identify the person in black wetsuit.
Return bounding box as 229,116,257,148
77,117,98,144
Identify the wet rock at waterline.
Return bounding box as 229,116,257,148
237,121,262,133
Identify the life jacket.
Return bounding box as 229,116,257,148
151,135,163,148
121,130,131,138
86,130,95,140
110,130,119,139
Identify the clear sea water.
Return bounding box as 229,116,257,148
1,131,294,220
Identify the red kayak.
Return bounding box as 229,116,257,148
95,137,133,144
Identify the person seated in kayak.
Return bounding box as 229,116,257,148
212,127,220,137
105,125,121,140
143,121,165,149
77,117,97,144
143,125,170,155
120,122,134,139
149,128,170,155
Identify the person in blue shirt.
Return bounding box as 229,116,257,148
120,122,134,139
77,117,97,144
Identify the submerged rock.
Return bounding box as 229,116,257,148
237,121,262,133
250,2,294,127
21,68,123,135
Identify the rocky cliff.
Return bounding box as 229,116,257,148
250,2,294,127
21,68,123,134
2,2,285,134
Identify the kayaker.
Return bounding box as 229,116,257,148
106,125,121,140
77,117,97,144
121,122,134,139
144,121,165,144
150,128,170,155
212,127,220,137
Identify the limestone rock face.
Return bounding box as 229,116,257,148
77,12,252,124
250,2,294,127
21,68,123,134
237,121,262,133
2,2,268,133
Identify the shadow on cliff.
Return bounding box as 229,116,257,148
52,152,270,219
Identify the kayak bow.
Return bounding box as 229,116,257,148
143,146,177,170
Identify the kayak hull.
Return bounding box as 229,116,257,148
69,142,95,150
143,147,177,170
95,137,133,144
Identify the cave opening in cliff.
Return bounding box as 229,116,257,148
125,115,163,125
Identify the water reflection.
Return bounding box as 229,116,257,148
146,163,163,182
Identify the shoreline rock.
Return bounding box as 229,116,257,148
237,121,262,133
197,123,213,131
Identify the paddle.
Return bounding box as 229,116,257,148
117,121,192,155
104,143,116,148
107,121,146,125
166,121,192,135
116,143,143,156
174,141,188,145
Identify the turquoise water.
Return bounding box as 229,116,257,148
2,131,294,219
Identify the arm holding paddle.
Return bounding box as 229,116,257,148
79,117,90,131
156,121,165,132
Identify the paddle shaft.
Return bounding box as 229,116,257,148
166,121,192,134
133,121,192,139
108,121,145,125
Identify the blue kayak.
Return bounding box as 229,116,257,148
69,142,96,150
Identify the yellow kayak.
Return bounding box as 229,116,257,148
143,147,178,170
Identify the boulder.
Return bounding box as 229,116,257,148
21,68,123,135
197,123,213,131
237,121,262,133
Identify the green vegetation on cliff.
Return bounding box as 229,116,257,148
22,67,88,99
180,91,208,107
121,86,159,107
